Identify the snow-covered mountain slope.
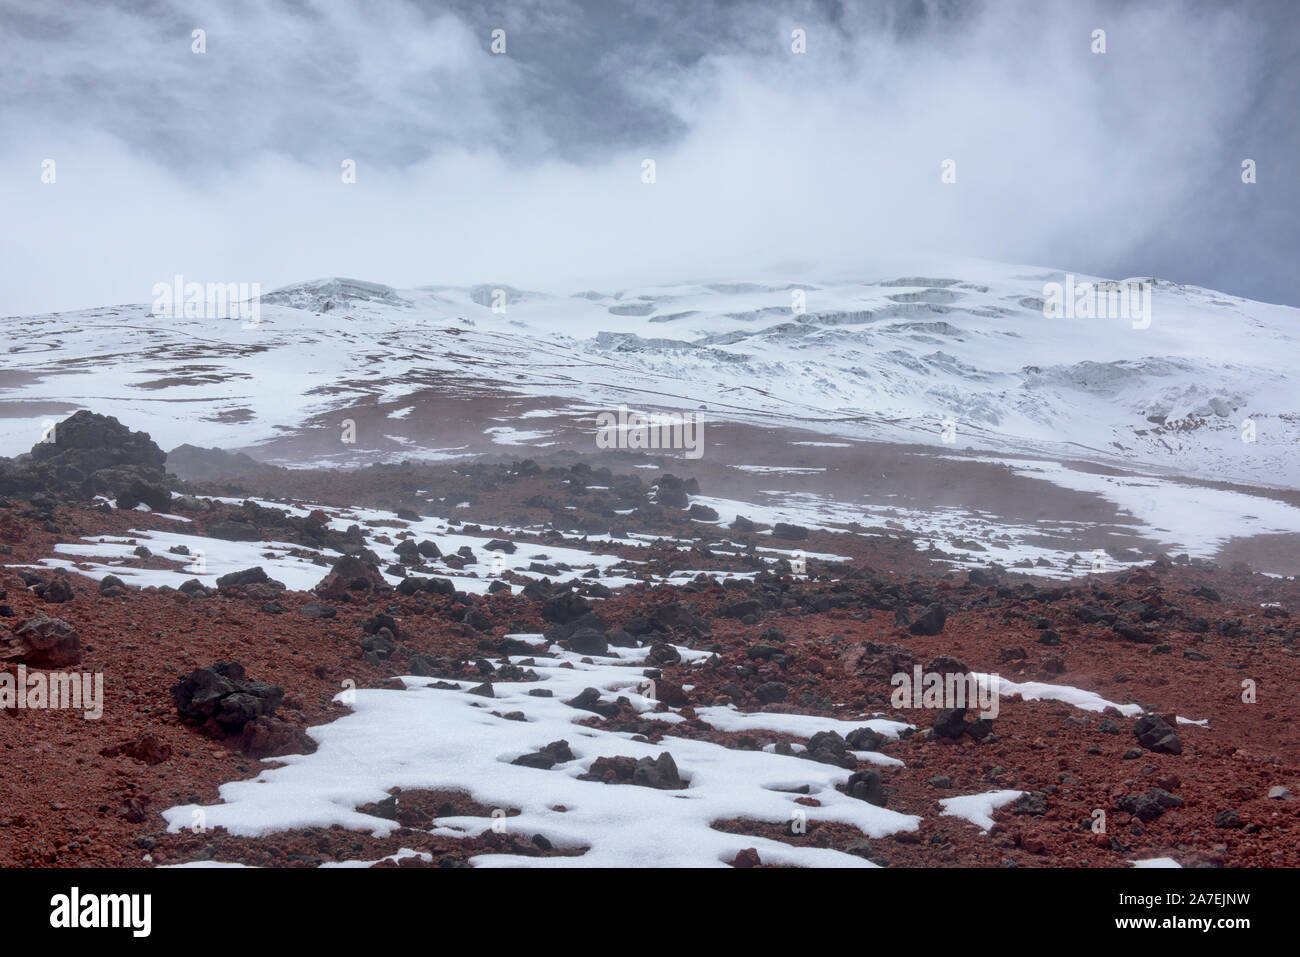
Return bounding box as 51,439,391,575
1,260,1296,486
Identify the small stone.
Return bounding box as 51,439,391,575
1214,810,1243,829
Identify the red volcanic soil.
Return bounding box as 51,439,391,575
1,501,1298,868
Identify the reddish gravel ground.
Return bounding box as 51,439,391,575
1,501,1298,868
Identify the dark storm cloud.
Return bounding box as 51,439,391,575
0,0,1295,315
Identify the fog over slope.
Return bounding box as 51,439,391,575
1,0,1297,316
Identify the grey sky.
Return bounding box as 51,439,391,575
1,0,1296,315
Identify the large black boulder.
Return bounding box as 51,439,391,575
0,411,174,505
171,662,283,734
542,590,592,624
1133,713,1183,755
908,603,948,636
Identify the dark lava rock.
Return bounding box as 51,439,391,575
1074,603,1115,625
361,628,397,663
846,727,884,751
646,641,681,667
803,731,856,769
542,590,592,624
1117,793,1166,823
205,520,262,542
907,603,947,636
0,411,172,505
464,607,493,632
566,687,619,718
240,716,316,759
846,769,886,806
654,474,694,509
1114,621,1155,643
37,577,75,603
99,574,128,597
0,614,81,667
930,707,968,739
115,477,172,512
565,628,609,656
754,681,788,704
1014,791,1048,816
926,654,969,677
361,613,398,636
216,566,271,589
1149,787,1183,809
171,662,283,734
406,655,449,677
650,601,708,634
631,752,683,790
771,522,809,541
720,598,763,619
512,740,575,770
317,554,389,596
844,838,874,859
606,627,637,648
1133,713,1183,755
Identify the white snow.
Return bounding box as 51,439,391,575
693,705,912,740
484,426,556,445
3,262,1296,490
943,454,1300,561
938,789,1024,832
162,641,921,867
972,673,1144,717
731,465,826,475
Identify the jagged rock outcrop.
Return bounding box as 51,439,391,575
0,410,173,508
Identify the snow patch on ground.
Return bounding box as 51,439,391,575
162,642,921,867
973,673,1144,717
938,790,1024,832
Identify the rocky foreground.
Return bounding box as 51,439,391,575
1,413,1298,867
